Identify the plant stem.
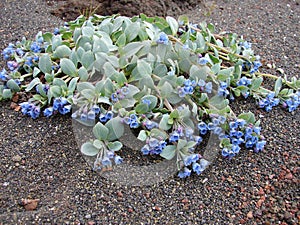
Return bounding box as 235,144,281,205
206,42,249,61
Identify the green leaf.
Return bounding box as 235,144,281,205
33,67,41,77
93,122,109,140
251,77,263,91
81,142,100,156
107,141,123,151
25,77,41,92
160,145,176,160
68,77,79,93
238,112,256,124
159,114,172,131
52,35,62,51
38,54,52,74
166,16,179,36
190,64,208,81
81,51,95,69
217,67,234,81
122,42,144,59
78,67,89,81
150,128,168,140
82,26,94,37
141,95,157,110
137,130,148,141
6,79,20,92
105,117,124,141
125,22,140,42
60,58,77,77
93,139,103,149
160,82,173,98
116,33,126,47
177,139,187,150
53,45,72,58
135,103,149,114
2,89,12,99
274,77,282,96
50,86,62,97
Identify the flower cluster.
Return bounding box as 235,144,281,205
99,111,114,123
20,102,41,119
284,91,300,112
198,115,226,137
170,125,203,145
122,113,139,128
43,97,72,117
221,118,266,158
218,81,229,97
258,92,280,112
72,104,101,120
2,43,24,60
178,79,212,97
178,157,210,178
143,120,159,130
250,57,262,74
25,56,39,67
236,76,252,98
93,152,123,171
141,137,167,155
7,61,19,71
111,86,129,102
30,37,44,53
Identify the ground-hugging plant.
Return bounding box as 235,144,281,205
0,14,299,178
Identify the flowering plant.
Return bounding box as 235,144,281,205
1,14,299,179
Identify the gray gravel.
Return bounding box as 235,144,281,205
0,0,299,224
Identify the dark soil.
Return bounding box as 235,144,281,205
0,0,299,224
47,0,207,21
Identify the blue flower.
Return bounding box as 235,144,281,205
258,92,280,111
169,131,180,142
114,155,123,165
184,154,199,166
120,86,129,95
142,99,151,106
205,82,212,93
156,32,169,45
198,121,208,135
30,42,42,53
141,144,150,155
99,114,107,122
178,167,191,178
192,162,205,175
53,28,60,35
198,57,208,65
92,105,101,114
254,140,266,152
80,113,88,121
237,76,252,86
218,82,229,97
111,93,119,102
87,110,96,120
241,41,252,49
144,120,158,130
106,111,114,120
102,157,112,167
43,107,54,117
0,69,8,81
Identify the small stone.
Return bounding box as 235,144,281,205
247,211,253,219
153,206,161,211
116,191,123,197
285,173,293,180
12,155,22,162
